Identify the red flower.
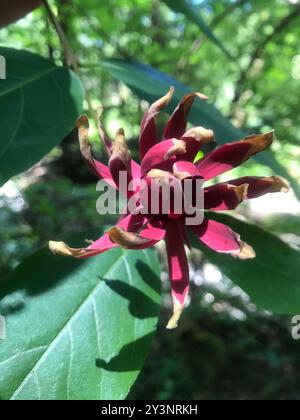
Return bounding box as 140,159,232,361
49,88,290,329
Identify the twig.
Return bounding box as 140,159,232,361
42,0,100,134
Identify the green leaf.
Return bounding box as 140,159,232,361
161,0,232,59
102,59,300,198
0,47,84,186
0,231,161,400
191,213,300,314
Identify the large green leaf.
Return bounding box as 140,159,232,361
161,0,232,58
102,59,300,198
0,47,84,186
0,232,161,400
191,213,300,314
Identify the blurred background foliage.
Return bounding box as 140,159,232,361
1,0,300,399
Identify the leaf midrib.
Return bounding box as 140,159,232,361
10,250,126,400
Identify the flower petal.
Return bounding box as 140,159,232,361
196,131,274,180
139,218,166,241
77,115,117,188
225,176,290,198
141,139,187,175
204,183,249,210
191,218,255,259
165,221,190,329
49,213,147,259
182,126,215,160
163,92,208,139
139,87,174,160
109,128,133,192
173,161,203,180
131,159,141,180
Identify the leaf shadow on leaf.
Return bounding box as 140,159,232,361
101,259,161,319
95,332,155,372
135,260,162,294
103,279,159,319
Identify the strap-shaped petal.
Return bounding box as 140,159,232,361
141,139,187,175
109,128,132,193
191,218,255,259
49,213,148,259
204,183,249,210
225,176,290,198
163,92,208,139
173,161,203,180
77,115,117,188
196,131,274,180
165,221,190,329
139,87,174,160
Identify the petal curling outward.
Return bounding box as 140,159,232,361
139,87,174,160
49,214,150,259
165,221,190,329
163,92,208,139
196,131,274,180
191,218,255,260
141,139,187,175
77,115,117,189
109,128,133,193
226,176,290,198
204,183,249,210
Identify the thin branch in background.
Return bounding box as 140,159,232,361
42,0,104,146
42,0,78,71
231,3,300,108
175,0,248,74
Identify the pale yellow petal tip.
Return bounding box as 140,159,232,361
49,241,81,258
196,92,209,101
49,241,69,256
168,85,175,94
270,176,290,193
236,242,256,260
76,114,89,129
166,301,184,330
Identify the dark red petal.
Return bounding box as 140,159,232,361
131,160,141,180
77,115,117,188
191,219,255,259
139,87,174,160
181,126,215,161
196,131,274,180
109,128,133,193
163,92,208,139
165,221,190,329
173,161,203,180
204,183,249,210
225,176,290,199
141,139,187,175
49,213,146,259
139,218,166,241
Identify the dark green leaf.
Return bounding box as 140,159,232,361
0,231,161,400
191,213,300,314
102,59,300,198
161,0,232,58
0,47,84,186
